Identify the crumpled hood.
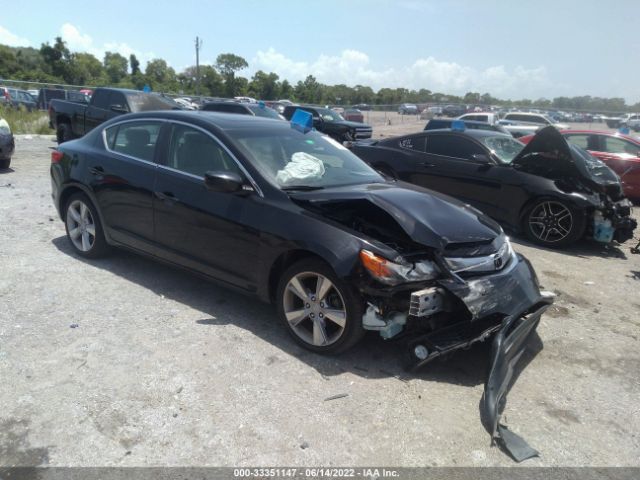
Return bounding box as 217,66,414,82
291,182,502,250
513,126,622,194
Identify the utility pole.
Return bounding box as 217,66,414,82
195,36,203,97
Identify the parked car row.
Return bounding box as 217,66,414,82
0,86,38,111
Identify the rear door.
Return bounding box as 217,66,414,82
152,122,261,289
90,120,163,251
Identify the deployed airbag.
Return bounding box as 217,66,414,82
276,152,325,185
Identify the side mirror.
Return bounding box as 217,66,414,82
204,171,250,194
110,104,128,113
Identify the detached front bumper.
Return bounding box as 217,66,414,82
482,300,552,461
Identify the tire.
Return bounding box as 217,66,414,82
63,192,110,258
523,198,586,248
276,258,366,354
0,158,10,170
57,122,73,144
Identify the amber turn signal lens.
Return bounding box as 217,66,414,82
359,249,393,279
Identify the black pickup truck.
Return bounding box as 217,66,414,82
49,87,179,143
282,105,372,142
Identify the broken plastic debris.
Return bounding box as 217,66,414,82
70,323,79,328
583,281,595,285
276,152,325,185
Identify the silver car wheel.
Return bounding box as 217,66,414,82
528,201,573,243
282,272,347,347
66,199,96,252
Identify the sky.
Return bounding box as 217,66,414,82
2,0,639,102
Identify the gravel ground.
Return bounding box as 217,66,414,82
0,135,639,467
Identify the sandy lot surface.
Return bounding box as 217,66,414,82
0,135,639,467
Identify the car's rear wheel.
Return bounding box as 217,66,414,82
64,193,110,258
57,123,73,144
277,258,365,354
523,199,585,247
0,158,10,170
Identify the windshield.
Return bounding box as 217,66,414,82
0,119,11,135
481,135,524,163
248,105,282,119
229,128,383,189
316,108,344,122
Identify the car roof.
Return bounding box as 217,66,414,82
425,127,511,139
111,110,288,130
561,129,640,144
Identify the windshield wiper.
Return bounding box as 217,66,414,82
281,185,325,191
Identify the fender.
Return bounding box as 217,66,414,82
58,180,116,245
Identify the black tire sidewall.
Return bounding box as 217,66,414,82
276,258,365,355
57,123,72,144
64,193,110,258
523,198,586,247
0,158,10,170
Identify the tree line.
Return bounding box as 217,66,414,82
0,37,637,112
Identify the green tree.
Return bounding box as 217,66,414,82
129,54,140,76
279,79,293,100
40,37,71,80
216,53,248,97
295,75,322,103
145,58,177,91
67,52,104,85
104,52,128,84
248,70,280,100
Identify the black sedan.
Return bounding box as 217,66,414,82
51,111,553,455
352,126,637,248
0,118,14,169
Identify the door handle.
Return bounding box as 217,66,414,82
155,191,179,203
89,166,104,175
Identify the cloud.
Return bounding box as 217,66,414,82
0,25,30,47
253,47,555,100
59,23,154,66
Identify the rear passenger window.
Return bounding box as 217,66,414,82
425,135,484,160
107,122,162,162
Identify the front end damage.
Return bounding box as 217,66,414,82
356,238,553,461
292,186,553,461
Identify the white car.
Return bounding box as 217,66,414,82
502,112,569,130
457,112,540,138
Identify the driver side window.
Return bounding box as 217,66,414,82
167,124,241,178
425,135,484,161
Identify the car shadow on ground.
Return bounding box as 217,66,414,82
0,167,15,174
51,236,542,392
511,235,628,259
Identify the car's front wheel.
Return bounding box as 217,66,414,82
64,193,110,258
0,158,10,170
523,199,585,247
276,258,365,354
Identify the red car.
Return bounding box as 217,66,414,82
342,108,364,123
520,130,640,200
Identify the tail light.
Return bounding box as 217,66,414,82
51,150,64,163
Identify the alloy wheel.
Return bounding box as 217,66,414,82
282,272,347,347
66,199,96,252
528,201,573,244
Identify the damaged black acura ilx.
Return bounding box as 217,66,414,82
51,110,553,458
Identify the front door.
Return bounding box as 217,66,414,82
153,123,261,290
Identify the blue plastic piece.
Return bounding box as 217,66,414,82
619,125,630,135
451,120,466,131
290,108,313,134
258,100,265,109
594,217,614,243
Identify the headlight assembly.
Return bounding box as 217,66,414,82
359,249,439,285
